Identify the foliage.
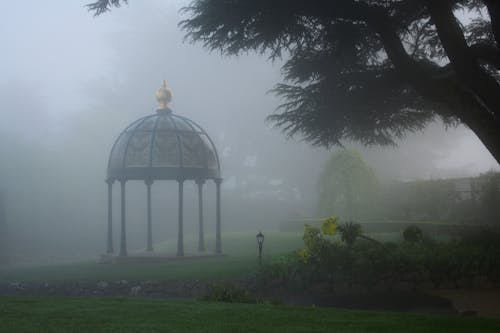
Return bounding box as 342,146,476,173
200,282,257,303
88,1,500,163
374,172,500,224
379,179,457,222
299,217,340,261
260,223,500,292
317,150,379,220
338,222,363,246
175,0,500,163
296,248,310,263
479,171,500,224
302,224,322,251
86,0,126,16
321,216,338,236
402,226,424,244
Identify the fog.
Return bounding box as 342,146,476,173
0,1,498,264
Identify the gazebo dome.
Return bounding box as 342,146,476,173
107,84,220,181
104,81,223,258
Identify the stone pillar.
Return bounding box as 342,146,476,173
119,179,127,257
196,179,205,252
177,179,184,257
106,178,114,254
145,179,154,252
215,178,222,254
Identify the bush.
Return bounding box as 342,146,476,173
403,226,424,244
338,222,362,246
259,221,500,292
258,252,304,286
200,282,256,303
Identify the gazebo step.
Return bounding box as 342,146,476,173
99,253,225,264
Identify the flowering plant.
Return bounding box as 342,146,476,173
321,216,338,236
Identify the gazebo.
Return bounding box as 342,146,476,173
105,81,222,257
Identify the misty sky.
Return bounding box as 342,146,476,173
1,0,498,182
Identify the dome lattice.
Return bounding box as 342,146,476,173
107,108,220,181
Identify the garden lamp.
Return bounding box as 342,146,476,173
256,231,264,266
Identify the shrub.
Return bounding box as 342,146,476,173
338,221,362,246
258,252,302,283
259,218,500,293
403,225,424,244
321,216,338,235
200,282,256,303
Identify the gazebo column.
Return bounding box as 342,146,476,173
106,178,114,254
196,179,205,252
177,179,184,257
119,179,127,257
215,178,222,254
145,179,154,252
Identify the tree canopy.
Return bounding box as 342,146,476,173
88,0,500,164
317,150,378,220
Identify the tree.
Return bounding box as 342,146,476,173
88,0,500,164
317,150,379,220
479,171,500,224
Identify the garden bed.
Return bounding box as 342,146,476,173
0,278,471,317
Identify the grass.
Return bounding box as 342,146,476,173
1,296,500,333
2,230,500,332
154,231,304,256
0,231,304,283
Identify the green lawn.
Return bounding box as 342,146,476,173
154,231,304,256
0,231,304,283
2,231,499,332
1,296,499,333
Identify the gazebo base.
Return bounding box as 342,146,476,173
99,252,225,264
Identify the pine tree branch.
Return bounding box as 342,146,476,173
469,42,500,70
427,0,500,117
86,0,127,16
485,0,500,47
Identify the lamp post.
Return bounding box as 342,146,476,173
256,231,264,266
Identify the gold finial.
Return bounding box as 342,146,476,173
155,80,172,109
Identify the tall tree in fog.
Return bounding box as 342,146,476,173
318,150,378,220
90,0,500,164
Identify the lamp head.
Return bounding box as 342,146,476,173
256,231,265,245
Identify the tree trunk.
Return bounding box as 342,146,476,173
365,2,500,166
457,104,500,166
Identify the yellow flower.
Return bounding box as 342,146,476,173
321,216,338,235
